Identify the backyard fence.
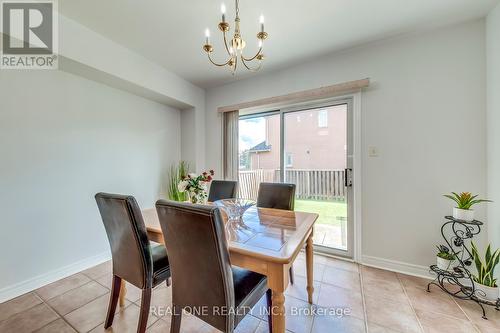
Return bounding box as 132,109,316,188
238,169,346,201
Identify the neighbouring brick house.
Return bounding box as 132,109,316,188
241,105,347,171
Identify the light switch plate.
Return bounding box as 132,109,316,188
368,146,379,157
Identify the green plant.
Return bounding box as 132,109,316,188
168,161,189,201
443,192,492,210
471,242,500,287
436,245,456,260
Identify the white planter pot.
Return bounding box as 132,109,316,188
436,256,454,271
453,208,475,222
475,283,499,302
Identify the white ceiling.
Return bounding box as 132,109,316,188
60,0,499,88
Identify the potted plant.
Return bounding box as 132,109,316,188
168,161,189,201
436,245,456,271
443,192,491,222
471,242,500,301
177,169,215,204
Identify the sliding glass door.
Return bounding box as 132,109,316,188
237,100,353,257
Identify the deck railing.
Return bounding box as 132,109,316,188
238,169,346,201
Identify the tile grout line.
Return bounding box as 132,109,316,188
37,297,80,333
450,296,482,333
396,273,425,333
34,273,92,303
358,265,370,333
0,292,44,326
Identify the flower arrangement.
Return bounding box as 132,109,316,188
178,169,215,204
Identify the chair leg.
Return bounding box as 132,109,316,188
266,289,273,333
137,288,151,333
104,275,122,329
170,305,182,333
289,266,295,285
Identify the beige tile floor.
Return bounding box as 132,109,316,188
1,253,499,333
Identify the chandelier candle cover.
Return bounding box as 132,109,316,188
203,0,268,73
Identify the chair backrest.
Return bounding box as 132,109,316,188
257,182,296,210
95,193,152,289
155,200,235,331
208,180,238,202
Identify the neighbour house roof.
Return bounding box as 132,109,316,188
248,141,271,153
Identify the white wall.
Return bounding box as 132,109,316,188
487,3,500,251
205,20,487,270
0,70,181,300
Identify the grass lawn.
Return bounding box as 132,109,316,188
295,199,347,226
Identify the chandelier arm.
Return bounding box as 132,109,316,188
241,56,263,72
241,47,263,61
207,53,233,67
222,31,232,56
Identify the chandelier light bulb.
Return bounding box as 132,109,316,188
221,3,226,22
259,15,265,24
205,28,210,38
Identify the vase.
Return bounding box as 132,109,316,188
188,191,207,205
436,256,454,271
475,283,499,302
453,207,475,222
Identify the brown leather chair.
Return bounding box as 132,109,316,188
208,180,238,202
256,182,297,284
95,193,171,333
155,200,273,333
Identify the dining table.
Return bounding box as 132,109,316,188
121,205,318,333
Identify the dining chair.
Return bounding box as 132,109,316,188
257,182,297,284
208,180,238,202
95,193,171,333
155,200,273,333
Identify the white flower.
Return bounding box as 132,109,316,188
177,180,188,192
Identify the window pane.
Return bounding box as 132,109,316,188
238,114,281,200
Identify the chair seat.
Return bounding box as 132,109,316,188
232,266,268,322
150,242,170,286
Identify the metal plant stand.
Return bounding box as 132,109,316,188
427,216,500,319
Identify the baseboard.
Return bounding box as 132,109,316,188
0,251,111,303
362,255,436,280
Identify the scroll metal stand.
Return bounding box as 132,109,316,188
427,216,500,319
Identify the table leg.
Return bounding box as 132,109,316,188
306,232,314,304
271,291,286,333
268,263,288,333
119,282,127,307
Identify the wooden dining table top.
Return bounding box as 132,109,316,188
142,206,318,264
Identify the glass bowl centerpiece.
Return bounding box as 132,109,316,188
214,199,256,240
214,198,256,221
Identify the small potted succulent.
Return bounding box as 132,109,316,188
471,242,500,301
443,192,491,222
436,245,456,271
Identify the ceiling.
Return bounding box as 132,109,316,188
60,0,499,88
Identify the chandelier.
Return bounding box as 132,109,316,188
202,0,268,73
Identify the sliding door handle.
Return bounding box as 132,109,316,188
344,168,353,187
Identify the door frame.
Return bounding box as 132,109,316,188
237,93,362,262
